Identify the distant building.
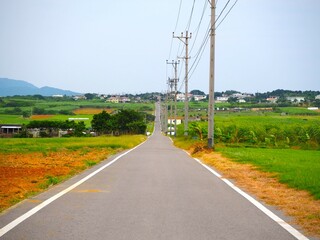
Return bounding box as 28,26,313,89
176,93,192,101
106,96,131,103
286,97,305,102
315,95,320,100
0,124,21,136
52,95,64,98
72,95,87,100
193,95,206,101
107,96,120,103
231,93,253,99
216,96,229,102
167,118,182,125
266,96,279,103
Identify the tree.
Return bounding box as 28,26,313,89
190,89,205,95
22,111,31,118
113,109,144,134
73,122,86,136
91,110,113,134
84,93,96,100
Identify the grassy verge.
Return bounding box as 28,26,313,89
0,135,146,212
217,147,320,199
0,136,144,154
172,137,320,237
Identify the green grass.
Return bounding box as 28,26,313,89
0,115,30,124
0,135,146,154
278,107,320,115
217,147,320,199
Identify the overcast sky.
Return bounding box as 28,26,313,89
1,0,319,94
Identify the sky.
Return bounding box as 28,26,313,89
0,0,320,94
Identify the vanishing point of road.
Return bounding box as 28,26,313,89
0,103,310,239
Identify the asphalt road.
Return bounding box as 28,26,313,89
0,103,309,239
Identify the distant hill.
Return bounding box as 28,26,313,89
0,78,80,96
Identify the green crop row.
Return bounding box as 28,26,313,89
178,115,320,149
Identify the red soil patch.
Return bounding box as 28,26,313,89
0,149,113,212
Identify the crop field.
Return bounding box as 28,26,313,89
0,98,155,128
0,115,30,125
72,107,114,115
0,135,146,212
176,114,320,149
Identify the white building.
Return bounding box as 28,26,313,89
216,96,229,102
286,97,305,102
266,96,279,103
193,95,207,101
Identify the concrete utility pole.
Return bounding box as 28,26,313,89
168,77,174,135
208,1,216,148
167,60,180,137
173,31,192,136
164,89,169,135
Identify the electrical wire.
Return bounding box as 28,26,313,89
168,0,183,61
215,0,231,24
167,0,183,90
188,0,239,81
216,0,238,29
186,0,196,31
189,0,208,55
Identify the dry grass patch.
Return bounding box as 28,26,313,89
190,148,320,238
0,149,113,212
73,108,113,115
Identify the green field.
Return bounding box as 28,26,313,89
217,147,320,199
0,135,146,154
176,114,320,149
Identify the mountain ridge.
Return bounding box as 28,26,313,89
0,78,80,96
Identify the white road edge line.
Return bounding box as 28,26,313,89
183,150,308,240
0,141,146,237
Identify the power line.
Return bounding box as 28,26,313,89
216,0,238,29
190,0,208,55
215,0,231,24
187,0,239,81
168,0,183,61
186,0,196,31
174,0,183,31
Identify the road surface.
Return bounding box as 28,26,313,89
0,103,309,239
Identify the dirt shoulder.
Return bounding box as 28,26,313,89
191,148,320,238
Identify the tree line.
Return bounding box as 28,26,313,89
14,109,152,138
91,109,150,135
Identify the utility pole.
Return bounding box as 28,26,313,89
208,1,216,148
173,31,192,136
168,77,174,135
167,60,180,137
164,91,168,135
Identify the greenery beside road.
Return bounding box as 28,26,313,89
172,105,320,200
0,135,146,212
217,147,320,199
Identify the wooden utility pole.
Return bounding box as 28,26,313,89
208,1,216,148
173,31,192,136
